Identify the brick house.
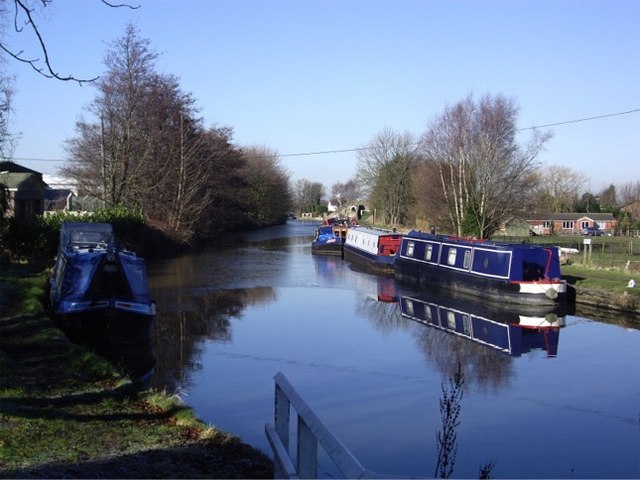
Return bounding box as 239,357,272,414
0,161,47,219
526,212,616,235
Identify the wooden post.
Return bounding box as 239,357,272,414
297,416,318,478
583,238,592,265
275,384,290,452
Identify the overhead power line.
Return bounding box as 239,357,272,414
11,107,640,163
283,108,640,158
515,108,640,131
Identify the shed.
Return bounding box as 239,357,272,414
0,161,47,219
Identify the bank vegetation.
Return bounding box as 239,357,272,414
0,266,273,478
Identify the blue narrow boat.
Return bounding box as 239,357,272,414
311,219,349,256
394,231,569,306
399,293,565,357
49,222,156,380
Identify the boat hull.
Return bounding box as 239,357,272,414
311,242,344,256
311,238,344,257
343,245,396,275
395,251,567,306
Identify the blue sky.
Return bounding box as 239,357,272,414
5,0,639,192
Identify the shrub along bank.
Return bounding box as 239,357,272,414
0,267,273,478
0,208,186,268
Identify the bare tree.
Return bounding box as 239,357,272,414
293,179,324,213
330,179,361,206
194,127,249,237
0,0,137,84
535,164,587,213
63,24,166,207
618,180,640,224
63,25,251,244
357,127,417,225
619,180,640,207
0,70,15,159
598,184,617,212
357,127,415,195
420,93,551,238
241,145,292,227
371,152,415,225
155,113,215,243
411,156,447,231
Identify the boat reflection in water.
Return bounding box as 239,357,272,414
313,254,398,303
400,293,565,357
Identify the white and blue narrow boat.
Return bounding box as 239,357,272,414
394,231,569,306
400,293,565,357
49,222,156,379
343,226,404,275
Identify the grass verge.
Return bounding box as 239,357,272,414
562,263,640,325
0,266,273,479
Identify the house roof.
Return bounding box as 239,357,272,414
0,161,41,175
0,162,47,191
527,212,614,221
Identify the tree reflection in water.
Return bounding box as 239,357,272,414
151,286,277,392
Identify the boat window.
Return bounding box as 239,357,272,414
463,250,471,269
447,248,457,266
523,261,545,281
405,299,414,316
406,241,415,257
462,314,471,335
447,311,456,329
424,244,433,261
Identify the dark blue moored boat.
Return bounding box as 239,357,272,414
49,222,156,379
394,231,568,306
311,218,350,256
400,293,565,357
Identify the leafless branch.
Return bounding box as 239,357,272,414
100,0,140,9
1,0,138,85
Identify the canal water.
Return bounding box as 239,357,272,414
146,221,639,479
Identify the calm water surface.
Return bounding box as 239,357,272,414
146,222,639,479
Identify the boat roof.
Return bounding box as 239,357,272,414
406,230,554,251
350,226,402,237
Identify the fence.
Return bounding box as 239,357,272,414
561,237,640,271
494,235,640,272
265,372,408,479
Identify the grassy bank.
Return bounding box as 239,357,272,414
0,267,273,479
562,263,640,324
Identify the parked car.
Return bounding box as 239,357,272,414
581,227,601,236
